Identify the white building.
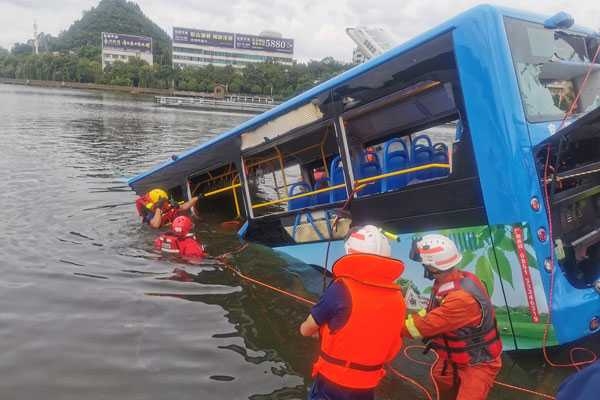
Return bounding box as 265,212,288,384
346,27,399,64
101,32,153,69
172,28,294,68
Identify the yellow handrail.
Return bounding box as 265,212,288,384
250,163,450,210
355,163,450,185
204,183,242,197
252,183,347,209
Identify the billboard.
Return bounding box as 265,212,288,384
173,27,294,54
235,34,294,54
173,27,234,48
101,32,152,53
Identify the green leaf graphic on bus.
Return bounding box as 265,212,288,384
440,224,539,296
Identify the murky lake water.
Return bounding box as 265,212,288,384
0,84,597,399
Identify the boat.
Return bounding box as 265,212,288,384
129,5,600,351
154,94,277,114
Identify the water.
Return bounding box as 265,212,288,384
0,84,596,399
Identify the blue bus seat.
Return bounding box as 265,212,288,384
357,150,382,197
431,143,449,178
411,134,433,180
288,182,312,210
329,156,347,202
383,138,410,191
313,178,330,205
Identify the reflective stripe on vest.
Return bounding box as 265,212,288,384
312,254,406,389
428,271,502,365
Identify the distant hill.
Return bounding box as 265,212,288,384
54,0,171,64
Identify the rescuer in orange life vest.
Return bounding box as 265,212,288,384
405,234,503,400
135,188,200,229
299,225,407,400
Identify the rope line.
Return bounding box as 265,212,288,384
214,246,557,399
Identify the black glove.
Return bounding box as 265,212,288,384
169,198,180,209
196,193,205,200
155,198,167,210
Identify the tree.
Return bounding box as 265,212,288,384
11,43,33,55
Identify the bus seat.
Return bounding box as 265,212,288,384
383,138,410,191
313,178,330,205
329,156,347,202
431,143,449,178
411,134,433,180
288,182,312,210
357,150,382,197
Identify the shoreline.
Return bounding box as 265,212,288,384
0,78,214,98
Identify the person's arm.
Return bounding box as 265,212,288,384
405,290,481,339
149,208,162,228
300,314,320,337
180,196,199,211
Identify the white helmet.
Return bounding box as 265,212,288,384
414,234,462,271
344,225,391,257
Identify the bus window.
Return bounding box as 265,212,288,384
243,122,344,218
342,80,459,197
188,163,244,222
505,17,600,122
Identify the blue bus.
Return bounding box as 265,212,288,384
129,5,600,350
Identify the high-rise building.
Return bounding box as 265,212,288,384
346,26,399,64
101,32,153,69
172,28,294,68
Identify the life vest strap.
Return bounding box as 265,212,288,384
319,351,384,372
430,329,501,353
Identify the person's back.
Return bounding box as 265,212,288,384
557,360,600,400
153,216,205,260
300,225,407,400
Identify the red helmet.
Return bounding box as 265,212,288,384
172,215,193,237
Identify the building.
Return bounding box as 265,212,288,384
172,28,294,68
101,32,153,69
346,26,398,64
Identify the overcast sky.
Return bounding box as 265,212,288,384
1,0,599,61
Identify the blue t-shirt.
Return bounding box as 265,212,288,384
310,280,351,332
557,360,600,400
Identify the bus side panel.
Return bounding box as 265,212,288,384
488,223,556,349
452,10,563,345
275,224,523,351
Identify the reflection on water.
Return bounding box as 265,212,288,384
0,84,597,399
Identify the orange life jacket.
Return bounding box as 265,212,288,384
428,271,502,365
312,253,406,389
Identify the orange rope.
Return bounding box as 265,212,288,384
214,247,559,399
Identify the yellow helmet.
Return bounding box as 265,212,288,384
148,188,168,203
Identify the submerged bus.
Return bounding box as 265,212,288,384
129,5,600,350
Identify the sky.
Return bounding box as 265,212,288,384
1,0,599,62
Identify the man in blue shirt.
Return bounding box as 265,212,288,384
300,225,407,400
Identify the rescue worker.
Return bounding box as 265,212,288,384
154,215,205,259
135,188,200,229
299,225,407,400
405,234,503,400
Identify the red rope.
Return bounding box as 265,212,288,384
541,146,598,369
216,250,557,399
559,44,600,129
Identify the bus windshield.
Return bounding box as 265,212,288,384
504,17,600,122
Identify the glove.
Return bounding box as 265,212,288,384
155,198,167,210
196,193,205,200
169,198,180,209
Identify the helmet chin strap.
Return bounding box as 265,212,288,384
423,264,442,280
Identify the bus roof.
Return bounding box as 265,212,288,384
128,4,586,194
